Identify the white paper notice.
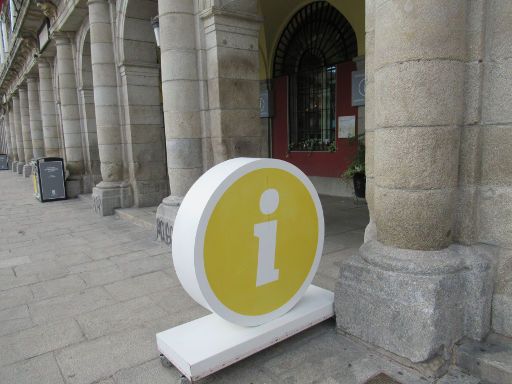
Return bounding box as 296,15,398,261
338,116,356,139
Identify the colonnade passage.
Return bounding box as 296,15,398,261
0,1,511,383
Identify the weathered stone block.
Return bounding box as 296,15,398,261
481,125,512,186
92,184,132,216
482,59,512,124
335,241,494,363
374,186,456,250
375,60,464,128
375,0,466,66
477,186,512,248
485,0,512,60
375,126,459,189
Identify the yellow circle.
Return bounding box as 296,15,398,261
204,168,319,316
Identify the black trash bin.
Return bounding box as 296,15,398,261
34,157,67,202
0,154,8,170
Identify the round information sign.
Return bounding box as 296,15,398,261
172,158,324,326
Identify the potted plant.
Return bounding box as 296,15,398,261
342,135,365,198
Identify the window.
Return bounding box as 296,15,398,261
274,2,357,152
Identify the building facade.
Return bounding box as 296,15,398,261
0,0,511,377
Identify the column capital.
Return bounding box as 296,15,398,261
26,74,39,83
52,32,74,45
87,0,109,5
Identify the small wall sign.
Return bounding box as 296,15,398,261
352,70,365,107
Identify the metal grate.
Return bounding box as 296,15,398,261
273,1,358,78
273,2,357,152
364,373,403,384
288,65,337,151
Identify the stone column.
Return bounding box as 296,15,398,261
88,0,131,216
3,110,11,158
155,0,203,243
27,76,45,160
0,118,6,154
335,0,494,367
8,103,18,171
55,34,85,197
19,86,33,177
38,59,61,158
12,93,25,174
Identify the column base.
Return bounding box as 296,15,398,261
156,196,183,245
335,240,496,366
17,162,25,174
23,164,32,178
65,179,82,198
11,161,18,172
92,182,132,216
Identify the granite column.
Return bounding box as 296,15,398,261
19,86,33,177
27,76,45,160
88,0,131,215
38,60,61,158
12,93,25,174
55,34,85,197
335,0,494,367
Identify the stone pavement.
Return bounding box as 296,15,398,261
0,171,479,384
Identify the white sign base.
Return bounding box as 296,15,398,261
156,285,334,382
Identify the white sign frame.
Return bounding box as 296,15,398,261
172,158,325,327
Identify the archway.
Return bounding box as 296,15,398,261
271,2,359,184
116,0,168,207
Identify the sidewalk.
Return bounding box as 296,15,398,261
0,171,476,384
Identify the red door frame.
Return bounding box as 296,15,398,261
271,61,358,178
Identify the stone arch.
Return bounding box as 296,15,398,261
76,18,101,191
115,0,168,207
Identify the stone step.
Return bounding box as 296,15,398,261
455,333,512,384
114,207,157,231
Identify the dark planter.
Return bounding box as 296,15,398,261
353,172,366,198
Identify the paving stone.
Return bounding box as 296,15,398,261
29,287,116,324
79,265,130,287
113,358,181,384
0,353,65,384
55,326,160,384
0,286,32,311
104,271,179,301
109,250,150,265
149,287,210,327
76,296,168,339
68,259,115,274
0,274,39,292
0,319,84,367
53,252,94,266
118,254,171,277
14,260,69,281
0,255,31,269
31,275,87,301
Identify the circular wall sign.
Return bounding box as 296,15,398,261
172,158,324,326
